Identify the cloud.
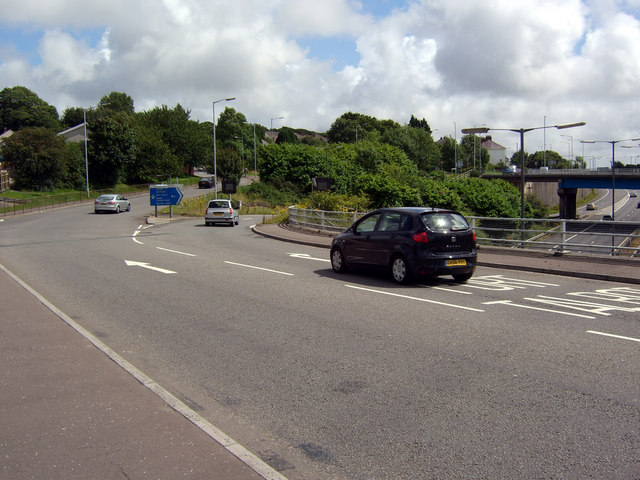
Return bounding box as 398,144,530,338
1,0,640,163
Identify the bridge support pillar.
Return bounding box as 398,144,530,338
558,188,578,219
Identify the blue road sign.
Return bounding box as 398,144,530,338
150,184,184,206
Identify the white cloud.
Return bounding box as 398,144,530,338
1,0,640,164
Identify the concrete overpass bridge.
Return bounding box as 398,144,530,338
483,168,640,218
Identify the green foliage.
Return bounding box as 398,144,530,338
100,92,135,115
355,173,421,208
307,191,372,211
414,178,466,212
0,86,60,132
64,141,87,190
216,147,243,182
259,143,325,192
3,127,70,190
137,104,209,171
327,112,379,143
125,125,182,184
447,177,522,218
89,113,137,188
275,126,300,144
240,181,300,206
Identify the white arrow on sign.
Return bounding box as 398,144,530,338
124,260,176,274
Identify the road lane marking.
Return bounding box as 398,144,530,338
346,285,484,312
587,330,640,343
431,286,473,295
156,247,196,257
287,253,330,262
0,263,288,480
132,230,144,245
124,260,176,274
483,299,595,319
224,261,294,276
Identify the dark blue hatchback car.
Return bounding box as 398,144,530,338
330,207,477,284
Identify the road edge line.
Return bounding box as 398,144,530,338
0,262,288,480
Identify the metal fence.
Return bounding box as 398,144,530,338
288,206,640,257
0,185,150,217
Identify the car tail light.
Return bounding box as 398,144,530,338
412,231,429,243
229,207,234,214
472,231,477,242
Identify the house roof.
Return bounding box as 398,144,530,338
57,123,89,142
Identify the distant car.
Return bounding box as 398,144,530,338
630,192,637,197
503,165,519,174
198,177,214,189
602,215,613,221
330,207,477,284
204,199,239,226
586,203,596,210
94,194,130,214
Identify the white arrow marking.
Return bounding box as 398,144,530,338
124,260,176,274
287,253,330,262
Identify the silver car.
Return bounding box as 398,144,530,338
204,199,239,226
94,194,131,214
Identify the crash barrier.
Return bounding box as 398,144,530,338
288,206,640,257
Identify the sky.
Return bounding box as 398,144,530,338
2,0,640,167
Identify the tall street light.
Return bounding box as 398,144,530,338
213,97,235,198
462,122,585,224
271,116,284,131
580,137,640,222
82,103,109,198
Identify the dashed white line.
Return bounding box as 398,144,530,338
224,261,294,276
483,299,595,319
156,247,196,257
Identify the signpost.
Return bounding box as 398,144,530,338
150,184,184,217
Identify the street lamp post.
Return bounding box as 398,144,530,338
270,116,284,131
462,122,585,243
463,122,585,219
82,103,109,198
580,137,640,222
252,124,257,173
213,97,235,199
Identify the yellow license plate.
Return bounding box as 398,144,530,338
213,212,223,216
446,259,467,267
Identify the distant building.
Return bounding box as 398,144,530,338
57,123,88,143
480,136,507,164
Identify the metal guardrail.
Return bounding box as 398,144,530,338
288,206,640,257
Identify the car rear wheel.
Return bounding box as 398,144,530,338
391,255,411,284
126,204,131,212
115,205,120,214
331,248,347,273
452,272,473,283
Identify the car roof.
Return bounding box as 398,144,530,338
372,207,458,214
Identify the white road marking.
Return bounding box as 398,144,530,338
287,253,330,262
224,261,294,276
132,230,144,245
587,330,640,343
431,286,473,295
0,263,288,480
483,299,595,319
346,285,485,312
156,247,196,257
124,260,176,274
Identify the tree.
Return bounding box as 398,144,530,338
99,91,135,115
89,113,136,187
216,147,243,182
327,112,378,143
0,86,60,132
125,125,182,184
408,115,432,133
2,127,69,190
275,126,299,144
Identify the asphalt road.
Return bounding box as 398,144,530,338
1,194,639,479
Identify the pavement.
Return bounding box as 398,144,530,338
2,218,638,480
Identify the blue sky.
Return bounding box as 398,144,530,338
1,0,640,166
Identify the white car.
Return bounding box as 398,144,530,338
94,194,131,214
204,199,239,226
